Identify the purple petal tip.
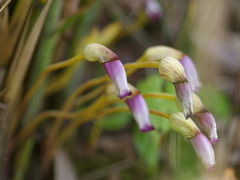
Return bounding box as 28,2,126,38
207,164,216,172
140,125,155,133
119,90,132,99
210,137,219,145
180,55,201,92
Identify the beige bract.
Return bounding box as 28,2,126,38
83,43,118,63
143,46,183,61
192,93,206,114
159,57,187,83
170,112,200,139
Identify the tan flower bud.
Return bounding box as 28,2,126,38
158,57,187,83
170,112,200,139
143,46,183,61
192,93,206,114
83,43,118,63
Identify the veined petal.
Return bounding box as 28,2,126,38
194,112,218,144
175,82,193,119
179,55,201,92
104,60,132,99
191,132,216,170
126,93,155,132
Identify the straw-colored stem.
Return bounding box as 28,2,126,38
125,61,159,69
10,55,83,135
44,77,108,148
44,60,160,158
75,84,107,106
143,92,176,101
46,106,170,161
22,55,83,110
14,87,109,147
13,110,77,148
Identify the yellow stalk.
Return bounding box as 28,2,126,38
143,93,176,101
44,60,160,153
44,106,170,168
124,61,159,69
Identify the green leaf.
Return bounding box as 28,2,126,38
199,84,231,121
99,103,131,130
133,128,161,174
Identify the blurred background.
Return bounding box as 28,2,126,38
0,0,240,179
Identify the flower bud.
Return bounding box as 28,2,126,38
83,43,118,63
170,112,200,139
143,46,183,61
190,132,216,169
192,93,218,144
145,0,162,22
158,57,187,83
159,57,193,118
83,43,131,99
179,55,201,92
126,87,155,132
170,113,216,169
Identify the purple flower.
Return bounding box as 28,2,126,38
146,0,162,22
126,92,155,132
83,43,132,99
174,82,193,119
191,132,216,170
104,60,132,99
194,112,218,144
179,55,201,92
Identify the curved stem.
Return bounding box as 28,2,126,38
10,55,83,136
43,60,160,167
44,106,170,168
12,110,77,148
22,55,83,110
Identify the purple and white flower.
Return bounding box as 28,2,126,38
83,43,132,99
104,60,132,99
179,55,201,92
190,132,216,170
126,91,155,132
159,57,193,118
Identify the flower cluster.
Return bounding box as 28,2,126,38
83,43,218,170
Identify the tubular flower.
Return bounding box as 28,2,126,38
126,86,155,132
192,93,218,144
170,113,216,169
142,46,201,92
191,132,216,170
159,57,193,118
179,55,201,92
145,0,162,22
83,43,131,99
